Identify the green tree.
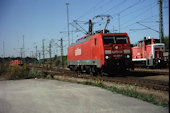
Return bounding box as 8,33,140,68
53,55,67,66
163,36,169,50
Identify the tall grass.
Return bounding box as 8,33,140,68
0,63,9,76
0,64,46,80
55,78,169,107
79,81,169,107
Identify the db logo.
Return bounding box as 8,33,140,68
75,48,82,56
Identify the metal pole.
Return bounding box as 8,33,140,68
49,41,52,69
20,48,23,58
31,51,33,58
56,42,58,57
59,38,64,67
3,41,5,58
66,3,70,46
36,45,37,59
23,35,25,58
30,51,31,58
42,39,45,66
61,38,63,67
39,52,41,66
159,0,164,43
118,14,120,33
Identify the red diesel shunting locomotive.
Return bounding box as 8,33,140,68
132,37,165,67
67,30,133,75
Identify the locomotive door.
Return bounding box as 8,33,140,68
92,38,98,59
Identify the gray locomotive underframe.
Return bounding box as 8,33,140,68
68,59,101,68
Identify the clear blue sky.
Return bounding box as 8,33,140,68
0,0,169,58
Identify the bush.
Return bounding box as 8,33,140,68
6,65,29,79
54,59,61,66
46,74,54,79
28,68,45,78
53,56,67,66
0,64,47,80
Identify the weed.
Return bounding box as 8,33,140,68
28,68,45,78
53,77,169,107
0,63,9,76
46,74,54,79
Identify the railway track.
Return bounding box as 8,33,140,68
65,72,169,92
29,66,169,92
132,68,169,75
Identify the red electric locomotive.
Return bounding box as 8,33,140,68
10,60,24,66
67,30,133,75
132,37,165,67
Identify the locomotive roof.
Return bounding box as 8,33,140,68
70,32,128,46
138,37,160,42
76,32,128,41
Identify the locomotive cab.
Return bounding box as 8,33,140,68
101,33,133,72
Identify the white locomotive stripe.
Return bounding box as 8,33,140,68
132,58,147,61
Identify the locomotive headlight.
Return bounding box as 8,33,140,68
158,60,160,63
126,55,130,58
105,56,109,59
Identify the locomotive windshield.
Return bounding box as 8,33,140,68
103,36,128,44
116,37,128,44
153,39,160,43
103,36,115,44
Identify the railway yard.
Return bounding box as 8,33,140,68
29,65,169,105
0,0,169,112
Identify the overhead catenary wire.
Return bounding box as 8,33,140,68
100,0,127,14
72,0,142,39
72,0,135,41
120,0,154,19
120,3,158,30
75,0,104,20
102,0,143,32
120,15,159,30
115,0,142,15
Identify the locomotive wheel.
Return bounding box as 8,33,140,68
69,66,74,71
99,66,106,76
85,66,91,74
100,68,105,76
121,67,127,73
90,66,97,76
101,71,105,76
73,66,78,71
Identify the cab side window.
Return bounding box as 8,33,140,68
95,38,97,46
145,39,151,45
